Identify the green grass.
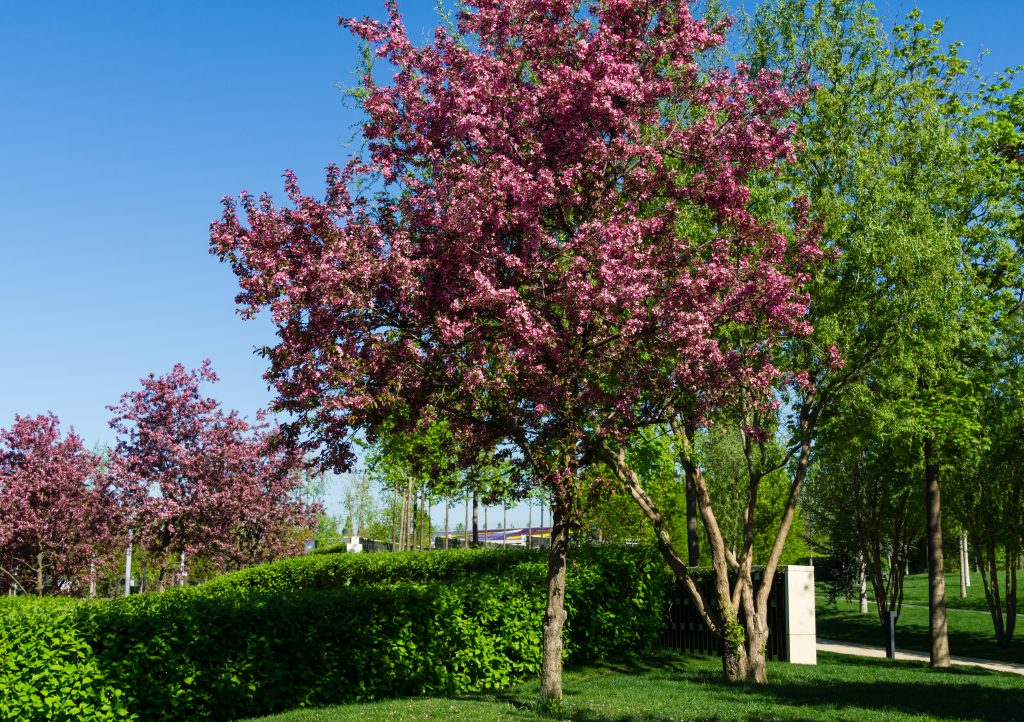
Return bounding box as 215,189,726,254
900,571,1023,614
817,571,1024,665
243,652,1023,722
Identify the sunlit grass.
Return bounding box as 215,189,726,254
244,652,1024,722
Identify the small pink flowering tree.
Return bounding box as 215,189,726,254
0,414,117,595
109,362,316,587
212,0,815,698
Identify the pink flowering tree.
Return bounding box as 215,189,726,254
0,414,118,596
212,0,815,697
109,361,316,587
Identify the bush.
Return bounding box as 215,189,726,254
0,545,668,722
0,599,134,721
204,546,542,594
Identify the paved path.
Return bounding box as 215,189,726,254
817,638,1024,677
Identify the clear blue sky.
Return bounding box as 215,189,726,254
1,0,1021,521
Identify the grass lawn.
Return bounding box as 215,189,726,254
817,571,1024,665
243,652,1023,722
901,571,1023,614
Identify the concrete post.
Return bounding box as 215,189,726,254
784,565,817,664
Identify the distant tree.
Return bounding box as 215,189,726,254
109,361,316,586
0,414,116,595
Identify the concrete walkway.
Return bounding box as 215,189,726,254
817,638,1024,677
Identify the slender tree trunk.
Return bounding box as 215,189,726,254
464,494,469,548
444,494,450,550
178,550,187,587
392,483,400,549
419,483,427,551
89,559,96,598
124,530,133,597
684,423,700,566
405,477,414,551
540,500,570,706
960,534,968,599
1006,552,1017,642
36,551,44,596
859,553,869,614
924,436,950,668
503,504,507,548
686,473,700,566
472,483,479,546
484,505,488,539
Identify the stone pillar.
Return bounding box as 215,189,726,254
784,565,817,664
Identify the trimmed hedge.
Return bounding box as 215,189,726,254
203,546,543,595
0,545,668,722
0,599,133,721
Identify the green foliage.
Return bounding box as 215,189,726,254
0,599,134,721
0,546,668,722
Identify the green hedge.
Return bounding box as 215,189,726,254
0,599,133,721
0,546,668,722
203,546,542,594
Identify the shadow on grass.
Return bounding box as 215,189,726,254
817,602,1024,666
522,654,1021,722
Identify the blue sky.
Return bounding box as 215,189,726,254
1,0,1021,521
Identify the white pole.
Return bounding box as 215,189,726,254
178,550,186,587
964,535,971,587
527,497,532,549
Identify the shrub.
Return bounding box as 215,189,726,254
0,545,668,721
0,599,134,721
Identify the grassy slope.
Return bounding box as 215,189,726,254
817,571,1024,664
245,652,1023,722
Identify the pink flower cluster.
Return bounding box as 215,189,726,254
212,0,820,466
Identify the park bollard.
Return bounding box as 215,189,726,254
885,611,897,659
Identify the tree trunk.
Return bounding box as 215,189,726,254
965,535,971,586
178,550,187,586
959,534,968,598
1006,552,1017,643
36,551,44,596
444,494,450,550
419,483,427,551
684,423,700,566
540,502,570,706
464,494,470,548
924,436,950,668
404,477,414,551
124,530,133,597
739,582,769,683
859,553,869,614
392,483,400,549
502,504,507,548
472,483,479,546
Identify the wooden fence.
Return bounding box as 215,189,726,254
659,568,808,662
